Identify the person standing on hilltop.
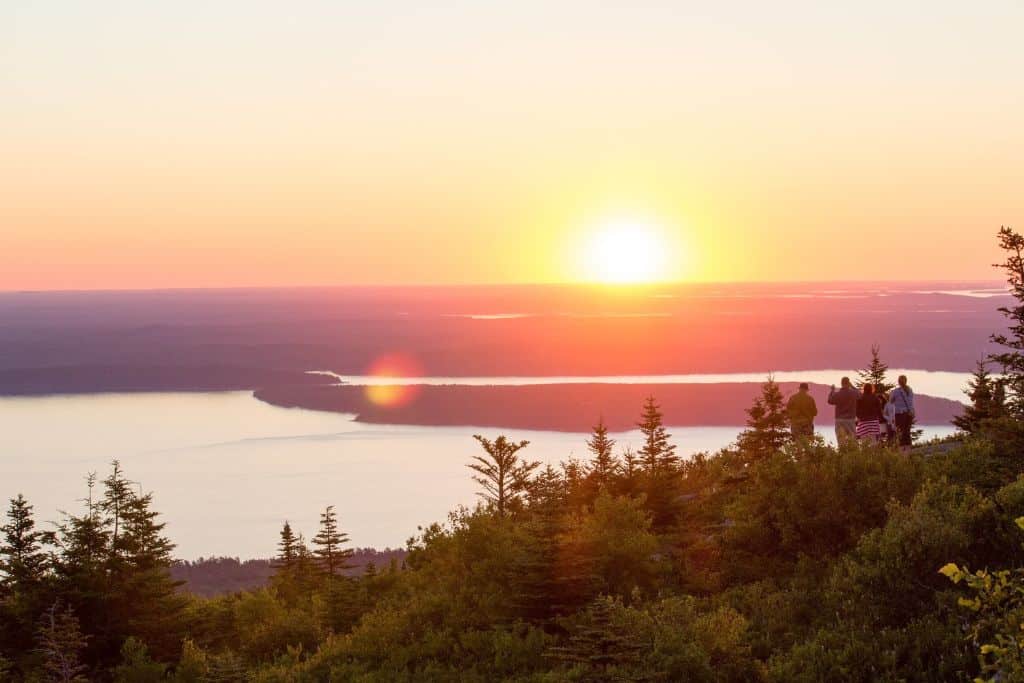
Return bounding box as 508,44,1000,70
855,383,883,442
889,375,916,452
786,382,818,438
828,377,860,444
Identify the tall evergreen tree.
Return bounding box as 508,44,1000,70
619,446,640,496
636,397,678,474
312,506,353,578
737,376,791,461
468,435,539,517
585,419,619,489
35,601,89,683
953,360,1006,433
274,521,299,570
548,597,650,681
858,344,895,393
1,494,48,590
101,461,134,568
106,476,184,663
990,226,1024,415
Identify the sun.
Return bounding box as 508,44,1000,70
582,218,671,284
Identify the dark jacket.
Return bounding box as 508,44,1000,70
828,386,860,420
856,394,883,422
786,391,818,425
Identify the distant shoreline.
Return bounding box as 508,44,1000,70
254,381,963,432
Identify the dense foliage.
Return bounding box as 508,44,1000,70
3,228,1024,681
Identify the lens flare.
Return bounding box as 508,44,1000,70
364,353,422,407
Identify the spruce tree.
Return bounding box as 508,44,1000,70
737,376,791,461
1,494,48,590
274,521,299,570
858,344,895,393
548,597,650,680
101,461,134,568
990,226,1024,415
107,474,184,663
468,435,539,517
954,361,1006,433
619,446,640,496
312,506,353,578
635,397,681,530
585,419,619,488
636,396,678,473
35,601,89,683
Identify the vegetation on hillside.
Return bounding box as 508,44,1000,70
2,228,1024,681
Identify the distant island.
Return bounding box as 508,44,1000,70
254,381,962,431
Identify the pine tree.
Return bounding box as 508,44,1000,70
274,521,299,570
35,601,89,683
514,466,581,621
468,435,539,517
1,494,48,590
548,597,651,681
954,361,1006,433
101,461,135,568
111,637,167,681
858,344,895,393
585,419,619,488
312,506,353,578
107,476,185,663
990,226,1024,415
637,396,678,474
526,465,567,516
619,446,640,496
737,376,791,461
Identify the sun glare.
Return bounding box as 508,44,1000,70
582,218,671,284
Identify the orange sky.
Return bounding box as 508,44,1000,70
2,2,1021,290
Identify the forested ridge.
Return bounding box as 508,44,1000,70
3,228,1024,682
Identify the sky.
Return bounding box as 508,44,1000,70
2,1,1022,289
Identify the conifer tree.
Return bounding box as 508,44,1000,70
35,601,89,683
274,521,299,570
107,476,184,662
737,376,791,461
953,361,1006,433
619,446,640,496
101,461,134,567
312,506,353,578
468,435,539,517
637,397,678,474
858,344,895,393
990,226,1024,415
526,465,567,515
513,468,566,622
548,597,649,680
585,419,619,488
1,494,48,590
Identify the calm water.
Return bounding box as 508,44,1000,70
0,392,956,559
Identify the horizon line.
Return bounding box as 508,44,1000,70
0,278,1008,296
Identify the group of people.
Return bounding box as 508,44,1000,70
785,375,916,450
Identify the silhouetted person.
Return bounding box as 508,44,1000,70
889,374,915,451
786,382,817,437
879,384,896,445
828,377,859,444
855,383,883,442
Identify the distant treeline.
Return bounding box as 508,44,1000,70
171,550,407,597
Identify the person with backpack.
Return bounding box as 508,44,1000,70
888,375,915,452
